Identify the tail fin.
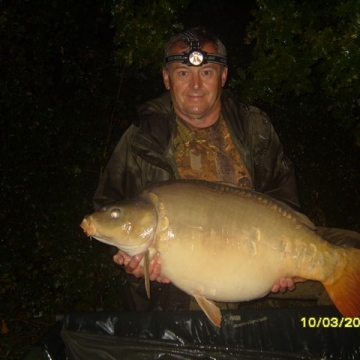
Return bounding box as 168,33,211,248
323,248,360,317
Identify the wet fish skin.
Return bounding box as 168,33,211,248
81,198,157,256
80,180,360,327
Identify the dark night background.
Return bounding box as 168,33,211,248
1,0,359,358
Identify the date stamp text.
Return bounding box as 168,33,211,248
301,317,360,328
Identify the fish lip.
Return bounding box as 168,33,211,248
83,228,95,237
80,218,96,237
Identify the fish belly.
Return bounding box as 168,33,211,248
160,239,283,301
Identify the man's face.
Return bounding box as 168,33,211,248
163,43,228,128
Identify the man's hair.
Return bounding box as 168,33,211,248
164,27,227,59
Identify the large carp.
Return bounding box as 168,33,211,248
80,180,360,326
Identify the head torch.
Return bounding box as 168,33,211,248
164,31,227,67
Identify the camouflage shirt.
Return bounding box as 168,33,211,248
174,113,252,189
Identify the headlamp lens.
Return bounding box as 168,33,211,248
189,51,204,66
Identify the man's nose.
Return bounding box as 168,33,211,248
191,73,201,89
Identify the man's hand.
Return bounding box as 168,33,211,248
113,250,170,283
271,277,295,293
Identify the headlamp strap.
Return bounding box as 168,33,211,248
164,31,227,67
181,31,200,50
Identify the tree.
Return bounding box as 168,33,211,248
110,0,190,70
231,0,360,144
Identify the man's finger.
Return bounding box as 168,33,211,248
126,254,143,271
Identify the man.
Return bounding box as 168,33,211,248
93,27,360,311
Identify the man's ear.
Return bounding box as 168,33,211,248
162,68,170,90
221,66,228,87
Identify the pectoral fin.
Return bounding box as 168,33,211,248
144,249,150,299
194,294,221,327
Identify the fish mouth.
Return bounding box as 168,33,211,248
80,217,121,247
80,217,155,256
80,218,96,237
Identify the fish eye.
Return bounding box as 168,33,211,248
110,208,121,219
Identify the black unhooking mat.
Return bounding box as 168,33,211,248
21,306,360,360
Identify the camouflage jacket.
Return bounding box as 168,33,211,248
93,89,300,210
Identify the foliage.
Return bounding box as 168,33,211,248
257,94,360,231
231,0,360,144
110,0,190,70
0,1,119,357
